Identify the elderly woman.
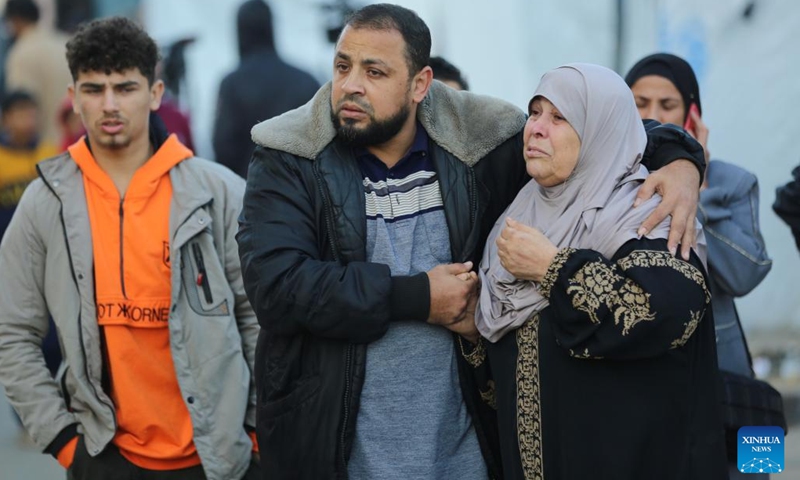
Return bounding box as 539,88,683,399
476,64,727,479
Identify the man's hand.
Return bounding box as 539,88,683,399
444,272,481,343
634,160,699,260
496,218,558,282
427,262,478,326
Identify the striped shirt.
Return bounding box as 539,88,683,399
347,126,486,480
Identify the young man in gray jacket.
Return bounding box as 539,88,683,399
0,17,259,480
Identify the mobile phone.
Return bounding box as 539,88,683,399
683,103,699,133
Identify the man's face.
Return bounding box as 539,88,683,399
331,26,424,147
69,68,163,152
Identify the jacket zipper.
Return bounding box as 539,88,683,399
192,243,213,303
468,169,478,235
38,169,117,434
313,165,353,473
119,199,127,299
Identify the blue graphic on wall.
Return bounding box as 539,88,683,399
737,426,785,474
656,8,708,86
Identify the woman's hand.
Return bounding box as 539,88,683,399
496,218,558,282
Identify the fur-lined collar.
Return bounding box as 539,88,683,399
251,80,526,167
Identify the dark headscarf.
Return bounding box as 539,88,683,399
237,0,276,58
624,53,701,122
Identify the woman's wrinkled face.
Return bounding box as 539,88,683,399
630,75,685,126
523,97,581,187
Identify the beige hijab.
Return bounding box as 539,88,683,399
476,63,687,343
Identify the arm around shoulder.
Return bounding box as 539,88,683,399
543,237,710,360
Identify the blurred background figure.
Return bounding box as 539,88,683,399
56,95,84,151
0,90,57,239
3,0,71,145
774,165,800,252
156,38,196,151
0,91,61,419
212,0,319,178
429,55,469,91
626,52,774,480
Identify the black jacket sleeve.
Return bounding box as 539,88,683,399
236,147,427,344
642,120,706,183
540,237,710,360
773,164,800,251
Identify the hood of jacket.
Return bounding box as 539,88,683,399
251,80,526,167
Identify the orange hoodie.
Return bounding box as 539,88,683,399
69,135,201,470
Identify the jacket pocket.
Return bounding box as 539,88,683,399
259,375,321,420
181,239,230,317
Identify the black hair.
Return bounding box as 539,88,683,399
624,53,701,122
430,56,469,91
3,0,39,23
343,3,431,76
66,16,160,85
1,90,37,114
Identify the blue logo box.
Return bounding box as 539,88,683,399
737,426,785,474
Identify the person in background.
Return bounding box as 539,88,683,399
3,0,71,144
56,95,85,151
0,17,260,480
0,91,61,401
774,165,800,252
429,55,469,91
213,0,319,177
0,90,58,240
627,52,772,479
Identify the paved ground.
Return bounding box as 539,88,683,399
2,385,799,479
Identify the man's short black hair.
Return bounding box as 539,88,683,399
66,16,160,85
430,56,469,91
343,3,431,77
3,0,40,23
1,90,37,114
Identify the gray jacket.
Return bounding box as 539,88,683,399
0,152,258,480
699,159,772,376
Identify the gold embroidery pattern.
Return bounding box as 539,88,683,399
539,248,576,298
671,310,703,349
566,261,656,334
517,316,544,479
459,336,486,368
480,380,497,410
616,250,710,302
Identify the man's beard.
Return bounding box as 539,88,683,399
332,101,411,148
97,135,131,150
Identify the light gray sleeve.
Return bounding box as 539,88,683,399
0,182,77,450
